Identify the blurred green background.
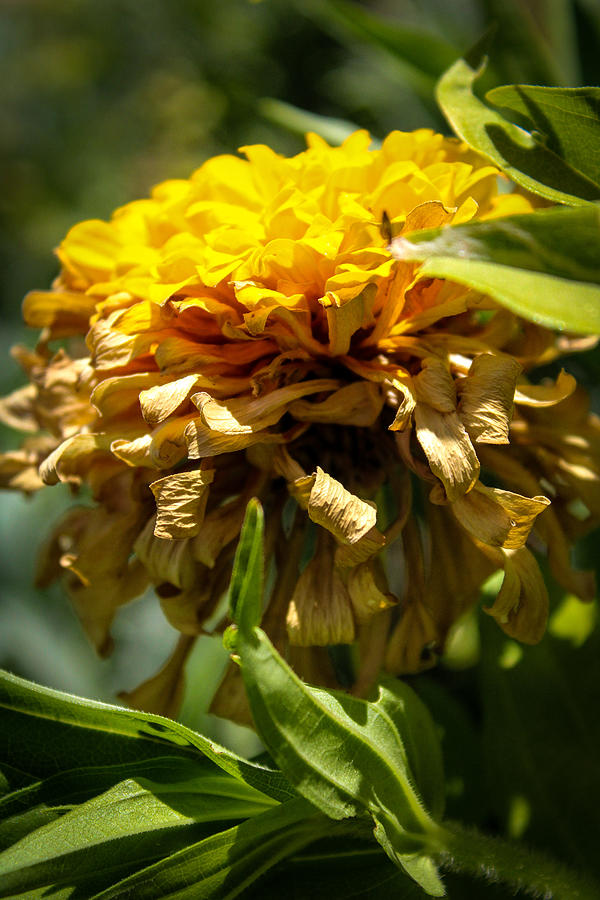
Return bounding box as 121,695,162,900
1,0,600,752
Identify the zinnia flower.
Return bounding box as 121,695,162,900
2,129,598,719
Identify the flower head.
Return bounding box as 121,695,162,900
2,129,598,715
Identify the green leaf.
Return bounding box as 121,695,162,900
486,85,600,186
375,680,445,822
0,669,294,803
436,57,600,205
245,842,419,899
0,779,211,897
230,625,444,893
0,763,275,897
91,798,327,900
393,205,600,333
228,498,264,634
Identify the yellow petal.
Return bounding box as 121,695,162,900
388,377,416,432
320,285,376,356
413,356,456,413
514,369,576,407
140,374,199,425
484,547,548,644
414,405,480,501
39,433,113,485
193,378,340,435
23,289,97,334
134,516,196,589
150,468,215,539
384,601,439,675
458,353,521,443
184,418,286,458
287,542,355,646
0,385,38,433
192,493,249,568
346,560,398,623
288,381,384,426
158,559,228,635
452,482,550,549
305,466,378,544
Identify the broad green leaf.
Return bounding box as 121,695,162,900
0,757,210,820
0,757,275,827
392,205,600,333
436,57,600,205
227,510,445,894
486,85,600,186
92,797,327,900
0,764,274,896
0,779,213,897
0,806,68,853
259,98,361,146
0,670,294,802
231,626,444,894
375,680,445,822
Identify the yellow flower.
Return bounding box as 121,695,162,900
2,129,598,716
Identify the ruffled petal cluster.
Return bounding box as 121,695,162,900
2,129,598,715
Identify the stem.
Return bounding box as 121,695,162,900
438,821,600,900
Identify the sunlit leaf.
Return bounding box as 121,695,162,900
228,506,445,895
436,57,600,205
486,85,600,186
392,205,600,333
0,670,295,802
91,798,327,900
375,679,445,821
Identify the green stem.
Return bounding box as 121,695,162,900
438,821,600,900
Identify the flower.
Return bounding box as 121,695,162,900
2,129,598,717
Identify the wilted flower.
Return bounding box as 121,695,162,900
2,129,598,717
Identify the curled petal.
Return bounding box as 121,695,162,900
384,601,439,675
453,482,550,549
287,543,355,646
193,378,339,434
289,381,384,427
134,516,196,589
388,377,416,432
414,404,480,501
0,385,39,433
413,356,456,413
150,468,215,539
192,493,250,568
140,374,199,425
23,289,98,335
346,560,398,623
304,466,377,544
184,418,285,458
484,547,549,644
320,285,376,356
39,433,114,485
514,369,576,407
459,353,521,443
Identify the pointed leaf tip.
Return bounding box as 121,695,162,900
229,498,265,634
